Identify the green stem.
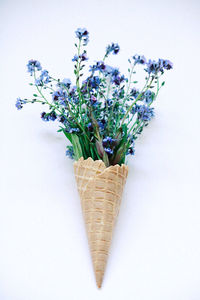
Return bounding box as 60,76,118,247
120,76,153,125
33,72,90,142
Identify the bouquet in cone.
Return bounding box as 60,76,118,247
16,28,173,288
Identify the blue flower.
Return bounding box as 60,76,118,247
137,105,154,121
89,61,106,73
102,136,115,146
75,28,89,45
145,59,161,74
90,95,98,105
127,139,135,155
35,78,43,86
68,128,80,133
49,111,57,121
41,111,57,122
131,104,139,115
15,98,26,110
58,78,71,89
72,55,78,62
41,112,50,121
106,98,113,106
128,147,135,155
27,60,42,75
112,74,126,86
104,65,115,75
52,89,68,106
89,76,101,89
58,115,68,124
103,66,125,85
80,52,88,61
104,147,113,155
66,146,74,159
87,122,93,132
106,43,120,56
35,69,50,86
144,90,153,104
161,59,173,70
130,88,139,99
133,54,146,65
41,70,50,84
145,58,173,74
84,76,101,90
98,120,106,131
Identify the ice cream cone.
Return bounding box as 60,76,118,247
74,157,128,288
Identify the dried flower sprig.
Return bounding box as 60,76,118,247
16,28,173,166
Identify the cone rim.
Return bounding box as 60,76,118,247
74,156,128,172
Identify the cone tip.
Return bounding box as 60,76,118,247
95,272,103,289
96,281,102,289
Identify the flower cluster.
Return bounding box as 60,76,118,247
106,43,120,56
27,60,42,75
75,28,89,45
16,28,173,166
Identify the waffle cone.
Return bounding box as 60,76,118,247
74,157,128,288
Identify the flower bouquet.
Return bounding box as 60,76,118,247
16,28,173,288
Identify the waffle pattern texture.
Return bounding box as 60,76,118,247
74,157,128,288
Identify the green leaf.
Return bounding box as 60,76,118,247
71,134,83,160
161,81,165,86
33,94,38,97
62,130,72,143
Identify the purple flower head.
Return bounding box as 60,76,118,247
106,98,113,106
128,147,135,156
98,120,106,131
131,104,139,115
144,90,153,104
130,88,139,99
90,95,97,105
104,147,113,155
75,28,89,45
66,146,74,159
35,78,43,86
58,115,67,124
87,122,93,132
89,61,106,73
80,52,88,61
133,54,146,65
102,136,115,147
58,78,71,89
85,76,101,90
137,105,154,122
146,59,161,74
15,98,27,110
145,58,173,75
106,43,120,56
68,128,80,133
27,60,42,75
52,89,68,106
104,65,115,75
72,55,78,62
112,74,126,86
49,111,57,121
41,112,50,121
35,69,50,86
112,68,120,77
162,59,173,70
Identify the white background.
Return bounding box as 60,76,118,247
1,0,200,299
